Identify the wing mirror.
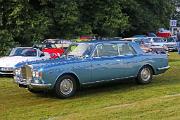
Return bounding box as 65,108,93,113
40,53,45,57
84,55,90,59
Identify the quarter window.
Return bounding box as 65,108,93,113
118,43,136,55
93,44,119,57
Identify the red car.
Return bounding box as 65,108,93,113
33,43,64,59
156,29,171,38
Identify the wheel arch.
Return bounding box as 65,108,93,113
55,72,81,88
140,64,155,75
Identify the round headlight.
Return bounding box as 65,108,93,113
15,68,21,75
32,71,36,77
32,71,38,77
32,71,42,79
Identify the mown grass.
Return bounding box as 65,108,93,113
0,53,180,120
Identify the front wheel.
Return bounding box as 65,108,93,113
54,75,77,98
136,66,153,84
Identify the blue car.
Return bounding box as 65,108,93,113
14,40,170,98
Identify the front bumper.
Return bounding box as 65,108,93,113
0,67,14,75
0,71,14,75
157,66,170,71
14,76,52,90
156,66,170,74
29,83,52,89
167,47,177,51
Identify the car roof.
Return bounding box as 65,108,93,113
123,38,137,40
14,47,33,49
78,40,131,44
146,37,163,39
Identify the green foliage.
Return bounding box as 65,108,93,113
77,0,129,37
0,30,14,56
0,0,175,55
119,0,174,36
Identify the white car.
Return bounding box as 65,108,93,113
0,47,50,75
164,37,178,51
147,37,167,47
123,37,167,54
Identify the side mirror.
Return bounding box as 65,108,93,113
40,53,45,57
84,55,90,59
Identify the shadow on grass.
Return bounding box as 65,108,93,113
0,75,14,78
76,79,136,95
33,75,180,99
33,79,142,99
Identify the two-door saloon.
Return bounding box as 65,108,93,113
14,40,169,98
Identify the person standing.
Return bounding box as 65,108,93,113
177,30,180,54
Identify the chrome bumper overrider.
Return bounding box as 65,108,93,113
157,66,170,71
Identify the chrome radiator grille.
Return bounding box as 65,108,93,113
21,65,32,81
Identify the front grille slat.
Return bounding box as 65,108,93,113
21,65,32,81
21,67,26,79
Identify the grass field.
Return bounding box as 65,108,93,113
0,53,180,120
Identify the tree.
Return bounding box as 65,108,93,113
77,0,129,37
0,30,14,55
119,0,174,36
0,0,175,56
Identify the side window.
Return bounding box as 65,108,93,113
93,44,119,57
118,43,136,56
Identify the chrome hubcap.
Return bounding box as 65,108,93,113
60,79,73,95
141,68,151,81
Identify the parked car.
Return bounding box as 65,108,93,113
132,35,147,38
14,41,169,98
164,37,177,51
156,28,171,38
123,37,167,54
146,37,169,52
147,37,167,46
43,39,72,49
0,47,50,75
33,43,65,59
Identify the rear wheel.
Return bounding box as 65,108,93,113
54,75,77,98
136,66,153,84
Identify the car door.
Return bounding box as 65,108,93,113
118,43,141,77
90,43,125,83
73,59,92,83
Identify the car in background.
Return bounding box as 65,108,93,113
33,43,65,59
123,37,167,54
156,28,171,38
0,47,50,75
146,37,169,51
14,41,169,98
164,37,177,51
147,37,166,46
132,35,147,38
43,39,72,50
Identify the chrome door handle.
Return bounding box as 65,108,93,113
116,60,121,62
